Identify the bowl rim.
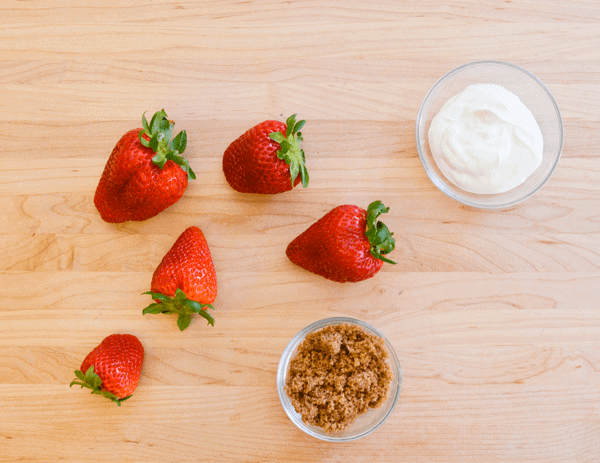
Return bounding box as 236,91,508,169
277,316,402,442
415,59,564,209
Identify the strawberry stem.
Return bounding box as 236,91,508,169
268,114,309,188
69,365,130,406
142,288,215,331
138,109,196,180
365,200,396,265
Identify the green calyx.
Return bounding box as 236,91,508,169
268,114,309,189
138,109,196,180
142,288,215,331
364,200,396,265
69,365,131,407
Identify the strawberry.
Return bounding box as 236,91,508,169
70,334,144,406
143,226,217,330
94,110,195,223
222,114,309,194
286,201,396,283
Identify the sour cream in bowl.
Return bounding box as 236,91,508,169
416,60,563,209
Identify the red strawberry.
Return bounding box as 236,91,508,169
223,114,309,194
143,226,217,330
94,110,195,223
69,334,144,406
286,201,396,283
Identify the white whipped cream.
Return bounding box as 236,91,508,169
428,84,543,194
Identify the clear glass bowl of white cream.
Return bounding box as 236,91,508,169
416,60,563,209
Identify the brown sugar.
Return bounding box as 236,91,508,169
285,323,393,433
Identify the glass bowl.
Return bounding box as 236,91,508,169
277,317,401,442
416,60,563,209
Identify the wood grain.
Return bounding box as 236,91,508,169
1,1,600,462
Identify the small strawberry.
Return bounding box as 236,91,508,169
143,226,217,331
286,201,396,283
94,109,195,223
222,114,309,194
70,334,144,406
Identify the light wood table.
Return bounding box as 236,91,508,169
1,1,599,461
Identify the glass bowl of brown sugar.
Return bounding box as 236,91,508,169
277,317,402,442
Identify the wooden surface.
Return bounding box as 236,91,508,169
1,1,600,462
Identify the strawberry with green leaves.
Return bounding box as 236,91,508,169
70,334,144,406
286,201,396,283
94,110,195,223
223,114,309,194
143,226,217,331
